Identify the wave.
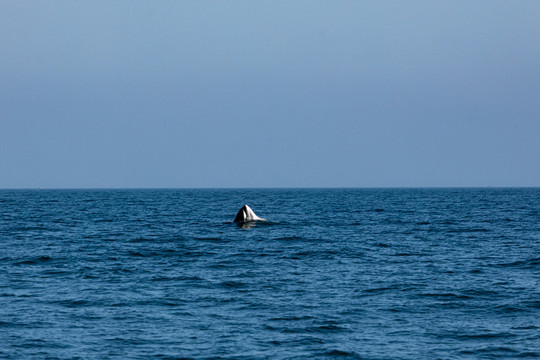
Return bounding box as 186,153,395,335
13,255,53,265
496,256,540,269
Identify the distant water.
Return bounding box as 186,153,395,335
1,188,539,359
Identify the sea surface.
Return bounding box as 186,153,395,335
1,188,539,359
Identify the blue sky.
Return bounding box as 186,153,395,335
1,1,539,188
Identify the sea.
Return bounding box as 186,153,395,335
1,188,539,360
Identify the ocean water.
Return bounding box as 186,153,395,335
1,188,539,360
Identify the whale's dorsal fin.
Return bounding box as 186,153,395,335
233,204,266,223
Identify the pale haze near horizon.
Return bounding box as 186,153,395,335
1,1,539,188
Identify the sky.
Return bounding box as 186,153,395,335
1,1,539,188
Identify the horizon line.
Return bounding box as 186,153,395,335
1,186,539,191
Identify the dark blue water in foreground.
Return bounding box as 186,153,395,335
1,188,539,359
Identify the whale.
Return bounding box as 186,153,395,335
233,205,266,223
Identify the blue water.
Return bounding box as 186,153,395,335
1,188,539,359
